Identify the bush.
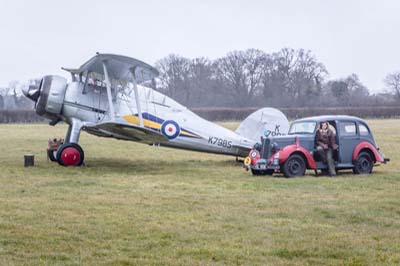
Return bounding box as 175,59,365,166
0,110,45,123
191,107,400,121
1,106,399,123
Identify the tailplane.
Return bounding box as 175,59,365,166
235,108,289,141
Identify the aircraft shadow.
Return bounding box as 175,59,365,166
82,157,239,176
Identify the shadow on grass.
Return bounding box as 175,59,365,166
81,157,240,176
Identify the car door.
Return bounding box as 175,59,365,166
337,120,359,164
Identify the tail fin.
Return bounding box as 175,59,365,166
235,108,289,141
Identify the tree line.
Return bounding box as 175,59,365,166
1,47,400,110
154,48,399,108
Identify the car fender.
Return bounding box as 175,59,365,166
352,141,384,163
277,138,316,169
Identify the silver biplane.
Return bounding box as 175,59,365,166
22,53,289,166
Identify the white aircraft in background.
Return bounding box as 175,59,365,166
22,53,289,166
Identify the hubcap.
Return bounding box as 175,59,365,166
61,147,81,166
289,159,301,174
359,157,370,172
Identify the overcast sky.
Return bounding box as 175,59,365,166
1,0,399,93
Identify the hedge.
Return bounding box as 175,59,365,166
1,106,400,123
0,110,45,123
191,107,400,121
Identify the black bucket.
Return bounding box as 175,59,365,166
24,154,34,167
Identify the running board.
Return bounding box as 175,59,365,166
315,162,354,169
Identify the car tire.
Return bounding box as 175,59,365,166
353,151,373,174
47,150,57,162
282,154,306,178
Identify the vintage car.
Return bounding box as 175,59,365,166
244,115,389,177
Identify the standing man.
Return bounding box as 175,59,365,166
315,121,338,176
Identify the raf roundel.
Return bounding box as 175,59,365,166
161,120,181,139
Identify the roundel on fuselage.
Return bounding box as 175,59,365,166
161,120,180,139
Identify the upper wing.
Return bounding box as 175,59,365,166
62,53,159,83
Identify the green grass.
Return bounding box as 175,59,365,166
0,120,399,266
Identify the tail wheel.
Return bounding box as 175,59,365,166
47,150,57,162
56,143,84,166
282,154,306,178
353,151,373,174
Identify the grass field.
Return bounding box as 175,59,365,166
0,120,399,266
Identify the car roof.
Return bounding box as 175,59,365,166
294,115,368,124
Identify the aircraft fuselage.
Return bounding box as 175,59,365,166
61,81,254,157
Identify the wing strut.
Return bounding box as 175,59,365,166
131,67,144,127
102,61,115,121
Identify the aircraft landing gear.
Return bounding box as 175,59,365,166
56,143,84,166
56,118,85,166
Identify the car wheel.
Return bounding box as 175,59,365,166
282,154,306,178
47,150,57,162
56,143,84,166
353,151,373,174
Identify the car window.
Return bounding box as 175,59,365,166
339,121,356,136
359,123,370,136
288,121,316,135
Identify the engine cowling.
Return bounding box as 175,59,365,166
35,75,67,120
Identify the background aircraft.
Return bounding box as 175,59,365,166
22,53,289,166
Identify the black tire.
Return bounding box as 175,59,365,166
353,151,373,174
56,143,84,166
282,154,306,178
47,150,57,162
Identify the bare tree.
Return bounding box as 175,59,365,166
214,49,266,107
261,48,327,107
383,71,400,100
155,54,191,104
324,74,369,106
328,80,349,105
187,57,217,107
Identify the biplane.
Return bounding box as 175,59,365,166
22,53,289,166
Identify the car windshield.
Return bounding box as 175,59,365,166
288,121,317,135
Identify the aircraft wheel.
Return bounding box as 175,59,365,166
353,152,373,174
56,143,84,166
282,154,306,178
47,150,58,162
